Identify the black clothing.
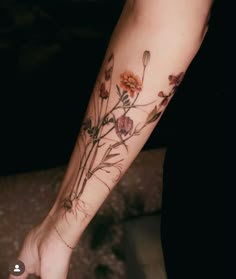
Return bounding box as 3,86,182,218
160,2,234,278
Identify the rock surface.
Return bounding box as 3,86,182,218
0,148,166,278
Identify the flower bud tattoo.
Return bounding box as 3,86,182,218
57,50,184,222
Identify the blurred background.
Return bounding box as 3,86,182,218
0,0,232,278
0,0,179,176
0,0,225,177
0,1,171,278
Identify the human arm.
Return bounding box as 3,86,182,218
10,0,213,278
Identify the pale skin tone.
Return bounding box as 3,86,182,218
9,0,213,278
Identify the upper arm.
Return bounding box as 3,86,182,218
126,0,213,44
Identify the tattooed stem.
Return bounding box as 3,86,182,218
78,140,99,196
142,65,146,85
116,100,156,110
74,141,97,197
100,91,125,130
78,177,88,198
111,123,148,149
91,158,124,176
84,55,114,183
75,54,115,197
59,50,185,223
70,135,93,196
124,93,139,115
99,92,141,145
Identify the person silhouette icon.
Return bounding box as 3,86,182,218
13,264,21,272
9,259,25,276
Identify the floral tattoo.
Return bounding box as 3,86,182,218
59,50,184,220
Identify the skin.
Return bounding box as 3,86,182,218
9,0,213,278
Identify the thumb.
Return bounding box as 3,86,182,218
8,244,38,279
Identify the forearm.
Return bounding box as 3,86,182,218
47,0,212,248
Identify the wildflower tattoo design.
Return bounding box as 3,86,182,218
59,50,184,220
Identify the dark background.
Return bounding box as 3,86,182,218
0,0,232,177
0,0,234,277
1,0,174,175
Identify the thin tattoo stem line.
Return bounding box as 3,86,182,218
75,59,114,194
115,100,157,110
101,91,125,127
102,137,120,143
117,105,148,114
99,91,142,142
60,50,184,214
74,78,108,197
90,172,112,192
99,93,142,143
91,158,124,175
78,55,114,195
142,65,147,85
96,61,146,151
72,135,93,196
74,141,96,197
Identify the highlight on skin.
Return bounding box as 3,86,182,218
54,50,184,224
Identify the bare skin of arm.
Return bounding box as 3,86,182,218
9,0,213,278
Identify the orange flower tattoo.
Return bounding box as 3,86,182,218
120,71,142,97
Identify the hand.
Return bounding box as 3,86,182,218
8,216,73,279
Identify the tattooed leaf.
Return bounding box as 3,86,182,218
116,85,121,97
103,115,115,125
82,118,92,130
161,98,168,106
146,106,157,121
108,53,114,62
151,112,161,123
87,126,99,138
102,116,107,125
146,106,162,124
169,72,184,86
105,67,113,81
101,147,111,162
102,115,110,125
104,153,120,162
122,94,129,101
121,94,131,107
101,162,113,167
134,126,141,136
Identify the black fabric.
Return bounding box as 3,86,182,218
160,1,234,278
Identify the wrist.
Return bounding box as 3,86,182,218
46,195,94,249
